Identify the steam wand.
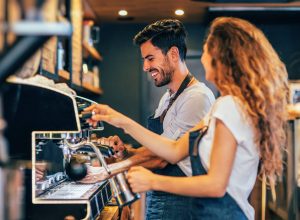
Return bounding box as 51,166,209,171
64,140,111,175
65,139,140,207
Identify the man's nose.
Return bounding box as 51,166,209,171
143,61,150,72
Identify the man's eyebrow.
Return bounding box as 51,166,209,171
144,55,153,60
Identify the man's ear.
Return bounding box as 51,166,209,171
167,46,180,62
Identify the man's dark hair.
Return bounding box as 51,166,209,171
133,19,187,61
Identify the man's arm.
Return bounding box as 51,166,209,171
96,135,168,174
108,146,167,176
79,139,168,183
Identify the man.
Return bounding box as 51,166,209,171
82,19,215,220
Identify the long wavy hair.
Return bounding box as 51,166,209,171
205,17,288,184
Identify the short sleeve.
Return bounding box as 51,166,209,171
163,91,213,139
154,92,169,118
210,96,246,144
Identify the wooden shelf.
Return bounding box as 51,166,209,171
58,69,70,80
37,0,103,97
41,68,102,96
288,103,300,120
82,81,103,94
71,83,103,95
83,41,103,61
41,69,59,81
97,205,119,220
41,69,71,84
83,0,98,21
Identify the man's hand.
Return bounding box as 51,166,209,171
35,161,47,181
78,165,109,184
127,166,156,193
36,168,46,181
97,135,128,159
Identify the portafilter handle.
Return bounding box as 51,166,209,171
95,144,115,158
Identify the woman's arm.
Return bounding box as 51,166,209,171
85,104,204,163
124,118,190,164
127,119,238,197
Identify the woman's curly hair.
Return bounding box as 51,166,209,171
205,17,289,184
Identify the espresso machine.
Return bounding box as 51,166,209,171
2,77,139,220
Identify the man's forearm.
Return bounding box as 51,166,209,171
137,157,168,170
108,147,168,176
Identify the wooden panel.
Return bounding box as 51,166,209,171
97,205,119,220
41,37,57,75
0,0,4,52
11,0,42,78
7,0,20,45
71,0,83,86
41,0,59,75
83,41,103,61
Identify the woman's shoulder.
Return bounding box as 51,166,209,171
212,95,248,121
211,96,254,142
214,95,239,109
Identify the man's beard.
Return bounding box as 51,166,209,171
154,60,175,87
155,69,173,87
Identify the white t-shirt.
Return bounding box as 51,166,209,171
192,95,259,220
154,82,215,176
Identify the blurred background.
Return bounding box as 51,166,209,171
1,1,300,219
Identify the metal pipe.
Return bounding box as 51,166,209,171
64,140,111,174
84,142,111,175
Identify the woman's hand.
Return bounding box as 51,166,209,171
84,104,130,129
127,166,156,193
78,165,109,184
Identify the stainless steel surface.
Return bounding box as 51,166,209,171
64,140,111,174
36,172,66,195
110,172,140,207
37,133,68,140
84,142,111,174
63,137,140,207
30,89,112,219
37,181,104,200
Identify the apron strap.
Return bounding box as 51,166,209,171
160,73,194,123
189,126,208,176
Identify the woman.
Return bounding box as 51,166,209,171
85,17,288,219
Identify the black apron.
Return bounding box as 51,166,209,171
145,115,192,220
145,73,194,220
188,128,247,220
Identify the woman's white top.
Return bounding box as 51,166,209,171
186,95,260,220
